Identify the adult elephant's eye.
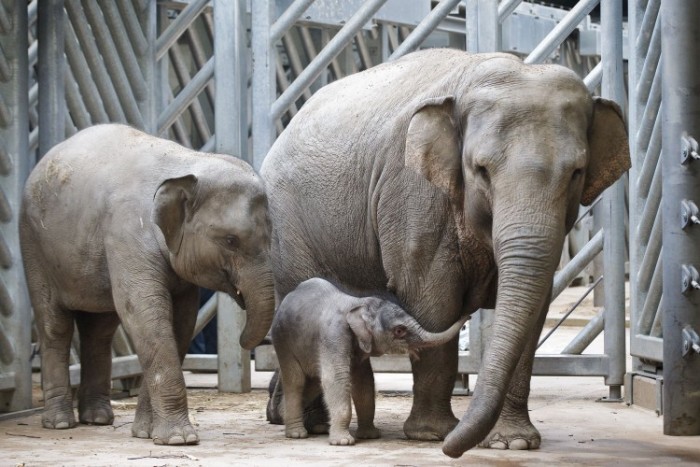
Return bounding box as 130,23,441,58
393,325,407,339
225,234,240,249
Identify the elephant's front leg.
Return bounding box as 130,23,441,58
320,350,355,445
111,275,197,445
478,299,548,450
351,358,381,440
405,339,459,440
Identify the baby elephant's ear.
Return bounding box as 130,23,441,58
152,174,198,254
347,306,373,354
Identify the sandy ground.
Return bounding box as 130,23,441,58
2,286,699,466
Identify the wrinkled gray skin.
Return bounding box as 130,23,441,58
271,278,468,446
261,49,630,457
20,124,275,445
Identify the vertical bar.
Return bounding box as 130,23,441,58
137,0,157,133
466,0,499,53
37,0,65,158
251,0,275,171
0,0,31,412
600,0,626,400
661,0,700,436
214,0,250,393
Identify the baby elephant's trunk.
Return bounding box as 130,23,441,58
407,314,469,349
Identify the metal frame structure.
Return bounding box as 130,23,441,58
4,1,698,432
249,0,627,402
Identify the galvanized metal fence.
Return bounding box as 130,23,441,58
1,0,642,414
250,0,627,402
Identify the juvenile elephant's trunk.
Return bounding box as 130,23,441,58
442,213,563,458
238,263,276,350
407,314,469,349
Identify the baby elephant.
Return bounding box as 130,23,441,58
271,278,468,446
20,124,275,445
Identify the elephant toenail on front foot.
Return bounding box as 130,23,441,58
167,435,185,445
509,438,529,450
490,440,507,449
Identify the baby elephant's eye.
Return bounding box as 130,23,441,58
225,234,240,249
393,325,407,339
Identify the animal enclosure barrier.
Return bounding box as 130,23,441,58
4,0,695,427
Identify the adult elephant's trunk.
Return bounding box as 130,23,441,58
237,261,276,350
443,210,563,458
407,314,470,349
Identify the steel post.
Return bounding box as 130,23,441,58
600,0,626,400
388,0,462,60
661,0,700,436
251,0,275,170
214,0,250,393
38,0,65,157
0,0,30,413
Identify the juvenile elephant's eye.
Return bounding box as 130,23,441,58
224,235,240,249
476,165,490,184
393,325,407,339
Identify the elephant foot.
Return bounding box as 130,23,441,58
79,396,114,425
131,409,153,439
285,424,308,439
356,424,381,439
151,418,199,445
403,412,458,441
329,428,355,446
42,400,77,430
477,416,541,450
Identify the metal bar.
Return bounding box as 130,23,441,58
281,34,312,101
600,0,626,397
276,57,299,118
100,1,148,101
650,294,663,338
562,308,605,355
66,1,127,123
64,66,92,129
635,9,661,105
0,0,31,411
583,61,603,92
636,109,662,197
631,333,663,362
636,55,662,151
157,57,214,135
355,32,373,70
552,229,604,299
37,0,65,158
215,0,250,392
524,0,599,64
388,0,462,60
169,45,211,143
634,0,660,56
117,0,148,56
498,0,522,23
251,0,276,170
185,26,215,109
81,1,145,128
661,0,700,435
636,212,661,292
270,0,316,45
270,0,389,122
637,151,661,247
136,0,157,134
156,0,210,60
539,276,603,349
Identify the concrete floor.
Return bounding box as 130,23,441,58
2,287,699,466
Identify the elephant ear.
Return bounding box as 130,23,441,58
404,96,462,202
152,174,198,254
346,305,373,354
581,97,631,206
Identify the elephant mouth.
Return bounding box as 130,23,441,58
232,287,246,309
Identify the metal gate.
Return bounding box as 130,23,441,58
0,0,650,415
251,0,627,401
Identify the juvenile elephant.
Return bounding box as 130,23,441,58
20,124,275,445
271,278,468,446
261,49,630,457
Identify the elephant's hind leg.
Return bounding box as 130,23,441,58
75,311,120,425
35,299,76,429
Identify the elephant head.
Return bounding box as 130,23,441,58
402,57,630,457
347,296,469,356
152,164,275,350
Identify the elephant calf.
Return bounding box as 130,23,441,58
20,124,275,445
271,278,467,445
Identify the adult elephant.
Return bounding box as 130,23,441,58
261,49,630,457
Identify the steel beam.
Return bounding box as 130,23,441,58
661,0,700,436
38,0,65,157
